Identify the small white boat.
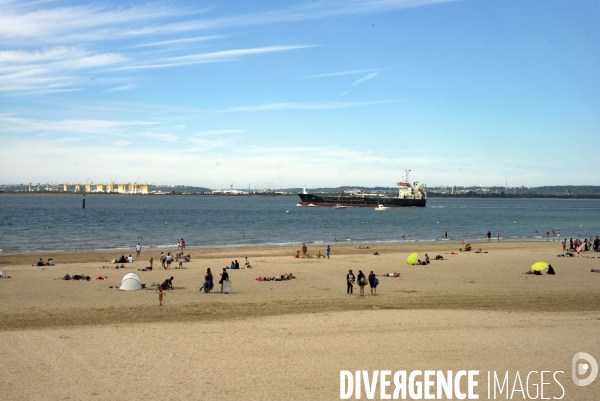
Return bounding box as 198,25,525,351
296,203,304,207
374,204,390,211
333,204,346,210
307,203,317,207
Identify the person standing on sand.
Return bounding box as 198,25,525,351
302,243,308,258
497,232,500,241
487,231,492,242
156,286,165,306
166,253,172,269
204,268,213,293
181,238,186,249
160,252,166,269
357,270,366,296
369,271,377,295
219,268,229,293
326,245,331,259
135,243,141,258
346,270,355,295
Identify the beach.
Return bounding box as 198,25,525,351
1,241,599,400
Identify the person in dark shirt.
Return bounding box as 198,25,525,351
219,268,229,293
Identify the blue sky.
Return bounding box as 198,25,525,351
1,0,598,189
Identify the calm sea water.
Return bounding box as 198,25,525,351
0,194,599,254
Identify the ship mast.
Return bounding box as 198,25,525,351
405,169,410,184
302,181,307,194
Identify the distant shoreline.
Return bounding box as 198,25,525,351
1,192,599,199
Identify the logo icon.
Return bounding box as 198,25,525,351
572,352,598,387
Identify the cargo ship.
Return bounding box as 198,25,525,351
297,170,426,207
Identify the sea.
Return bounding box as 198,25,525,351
1,194,599,254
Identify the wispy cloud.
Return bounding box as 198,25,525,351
115,45,313,71
130,35,224,48
219,99,402,113
0,114,157,135
352,72,377,86
104,84,136,92
0,47,126,93
137,132,178,142
300,68,378,80
0,1,454,94
196,129,246,136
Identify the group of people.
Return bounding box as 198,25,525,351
177,238,186,250
36,258,54,266
113,255,134,264
559,236,599,256
201,267,232,293
226,257,251,269
294,244,331,259
346,269,379,296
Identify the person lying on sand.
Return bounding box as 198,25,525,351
522,266,555,275
355,246,370,249
61,274,91,281
379,272,401,277
474,249,488,253
255,274,295,281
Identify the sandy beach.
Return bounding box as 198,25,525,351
1,241,599,400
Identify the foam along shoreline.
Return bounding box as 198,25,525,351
0,235,578,255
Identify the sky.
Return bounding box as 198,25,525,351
1,0,599,189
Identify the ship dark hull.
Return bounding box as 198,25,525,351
298,193,426,207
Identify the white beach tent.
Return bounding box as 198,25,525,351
119,272,143,291
0,269,6,277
